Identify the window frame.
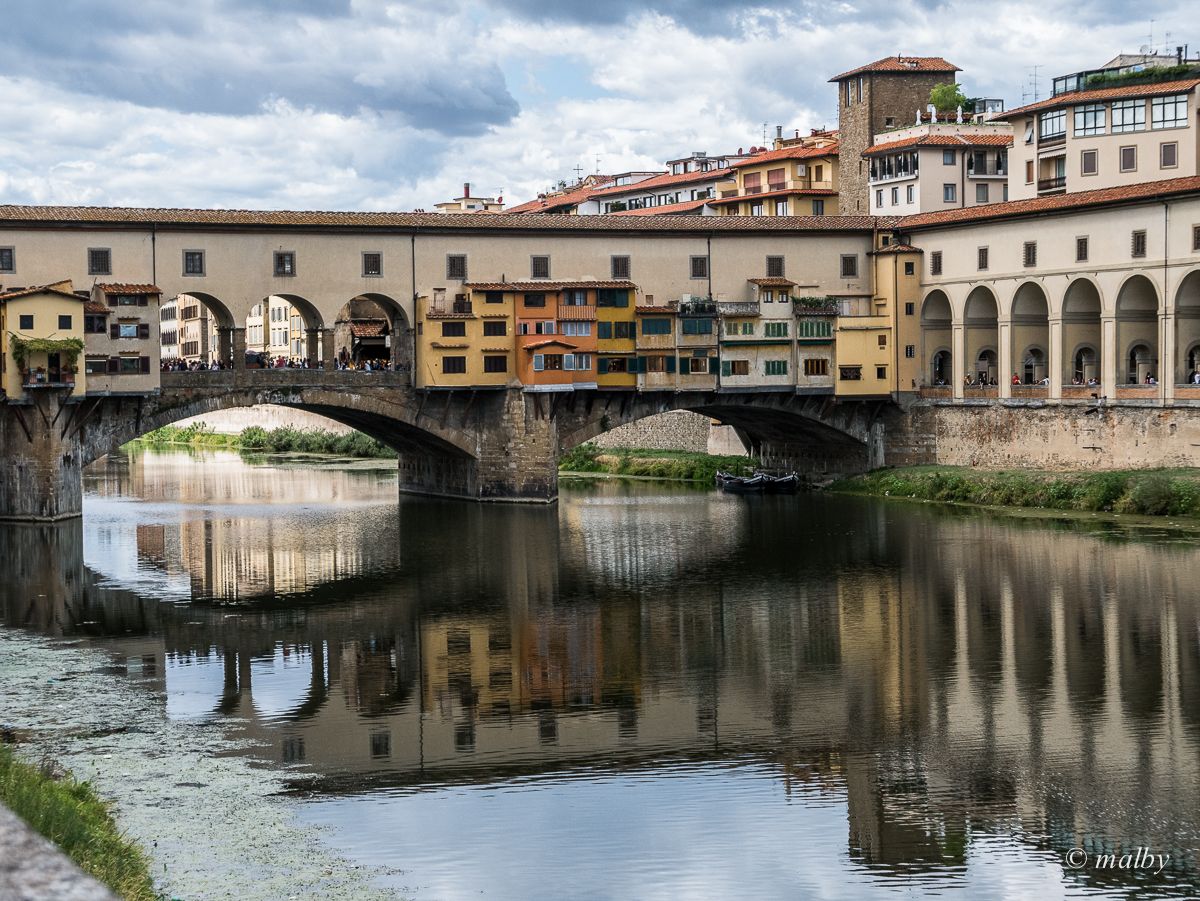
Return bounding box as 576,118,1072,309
273,250,297,277
1112,99,1146,133
610,255,631,280
689,256,709,280
1023,241,1038,268
1076,236,1090,262
0,246,15,273
87,247,112,276
1131,229,1147,259
1038,109,1066,140
362,251,383,278
977,246,989,271
1080,148,1099,176
530,255,551,280
839,254,858,279
1073,103,1106,136
1119,145,1137,173
18,313,34,330
766,255,785,278
930,251,943,276
182,249,205,277
1151,93,1188,129
442,355,467,374
446,254,467,280
1161,141,1179,169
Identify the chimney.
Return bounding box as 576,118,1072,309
776,125,782,139
1178,45,1184,65
463,182,471,198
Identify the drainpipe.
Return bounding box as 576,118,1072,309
410,232,418,388
1163,199,1170,393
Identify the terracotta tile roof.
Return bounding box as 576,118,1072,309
899,174,1200,229
709,188,838,206
872,243,922,254
589,168,733,198
466,280,636,291
0,283,86,302
728,145,838,168
993,78,1200,120
748,277,797,287
635,305,676,314
349,319,388,338
864,132,1013,156
609,199,711,216
505,179,614,214
829,56,960,82
84,300,111,314
523,339,579,351
95,283,162,295
0,204,880,233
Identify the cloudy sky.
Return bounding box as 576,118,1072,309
0,0,1192,211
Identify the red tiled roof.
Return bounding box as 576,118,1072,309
872,243,923,254
829,56,960,82
0,283,85,302
993,78,1200,120
609,199,711,216
635,305,676,314
505,178,615,214
96,283,162,295
748,277,796,287
523,339,579,351
466,280,636,291
84,300,111,313
728,145,838,168
349,319,388,338
589,168,734,198
900,174,1200,229
864,132,1013,156
709,188,838,206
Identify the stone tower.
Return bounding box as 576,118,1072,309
830,56,961,214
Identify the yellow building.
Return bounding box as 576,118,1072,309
596,288,637,388
0,281,86,398
414,285,514,388
711,137,840,216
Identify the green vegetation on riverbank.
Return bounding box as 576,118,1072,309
830,465,1200,517
131,423,397,459
560,444,755,483
0,744,158,901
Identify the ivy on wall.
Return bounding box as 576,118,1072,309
9,335,85,371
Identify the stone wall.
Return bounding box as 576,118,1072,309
177,405,354,435
591,410,718,454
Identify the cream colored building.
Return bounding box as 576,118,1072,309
84,283,162,392
0,281,87,398
434,183,506,214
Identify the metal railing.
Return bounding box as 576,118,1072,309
1038,176,1067,192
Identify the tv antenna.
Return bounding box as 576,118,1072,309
572,164,584,182
595,155,602,174
1022,64,1042,103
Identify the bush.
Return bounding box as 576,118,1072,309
1122,474,1174,516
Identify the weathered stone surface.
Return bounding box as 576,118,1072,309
0,802,116,901
592,410,713,453
0,391,84,521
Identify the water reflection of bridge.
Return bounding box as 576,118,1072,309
4,490,1200,884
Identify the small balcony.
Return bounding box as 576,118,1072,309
718,301,760,317
557,305,596,321
1038,132,1066,149
1037,175,1067,193
967,162,1007,179
427,298,474,318
676,299,717,317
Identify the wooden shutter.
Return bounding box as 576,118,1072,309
709,356,720,375
107,356,119,373
137,294,148,306
140,356,150,373
665,355,676,374
138,323,150,339
110,323,119,338
597,358,609,375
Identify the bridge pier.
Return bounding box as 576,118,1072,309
0,392,84,521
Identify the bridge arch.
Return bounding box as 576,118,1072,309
246,294,325,366
1115,274,1159,384
334,293,413,372
920,290,953,386
171,292,238,367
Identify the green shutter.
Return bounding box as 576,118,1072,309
598,321,612,339
721,360,731,377
615,290,629,308
598,357,610,374
710,356,720,375
665,355,676,373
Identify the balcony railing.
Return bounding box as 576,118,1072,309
718,301,760,316
677,299,717,317
967,162,1007,178
428,299,473,317
767,182,786,192
1038,132,1066,148
1037,176,1067,192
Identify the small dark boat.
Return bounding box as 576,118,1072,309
715,471,766,493
758,472,800,494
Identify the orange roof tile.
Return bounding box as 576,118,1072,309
864,132,1013,156
589,168,733,198
84,300,111,313
466,280,636,291
994,78,1200,120
709,188,838,206
0,283,85,302
748,277,796,287
900,174,1200,229
349,320,388,338
829,56,959,82
95,283,162,295
635,305,676,314
505,178,615,214
523,339,579,351
609,199,711,216
728,145,838,168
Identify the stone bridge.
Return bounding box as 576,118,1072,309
0,371,903,520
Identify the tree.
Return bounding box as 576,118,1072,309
930,82,970,113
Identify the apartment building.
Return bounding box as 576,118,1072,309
718,277,804,391
865,124,1013,215
1000,61,1200,200
711,141,839,216
415,285,514,389
506,174,637,214
0,282,88,398
578,152,746,215
434,183,505,214
84,284,162,391
159,296,180,360
246,297,295,362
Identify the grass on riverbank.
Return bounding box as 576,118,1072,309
830,465,1200,518
132,422,397,459
560,443,756,483
0,744,158,901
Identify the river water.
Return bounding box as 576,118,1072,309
2,448,1199,900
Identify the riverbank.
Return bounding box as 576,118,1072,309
131,423,396,459
0,744,156,900
559,444,755,483
830,466,1200,518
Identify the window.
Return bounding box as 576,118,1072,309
117,356,146,374
906,185,914,203
611,255,630,279
1112,99,1145,133
443,356,467,374
597,288,629,307
564,353,591,371
764,359,788,376
1025,160,1034,184
905,345,915,358
690,256,708,279
644,355,667,373
840,255,858,278
766,256,785,278
117,323,139,338
680,318,712,335
1074,103,1106,136
687,357,708,374
876,366,888,380
58,314,72,330
1081,149,1098,176
943,184,957,203
1038,109,1066,140
1119,145,1137,172
839,365,862,381
273,251,295,276
85,357,107,375
1024,122,1034,144
84,314,106,333
774,200,789,215
602,357,628,373
87,248,111,275
891,186,899,205
441,321,467,337
485,291,504,304
930,251,943,276
975,183,988,204
641,318,672,335
447,254,467,279
803,358,828,376
1023,241,1037,267
531,255,550,279
977,247,989,271
1132,230,1147,258
1194,225,1200,252
362,252,382,277
875,190,884,207
764,322,788,338
562,289,587,306
812,199,825,215
722,359,750,376
18,314,33,330
483,321,506,337
1076,236,1089,262
0,247,13,273
182,250,205,276
942,149,956,165
1151,94,1188,129
523,293,545,308
877,334,887,348
904,301,915,315
741,321,754,335
749,202,764,216
904,262,915,276
561,321,591,337
1162,142,1179,168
